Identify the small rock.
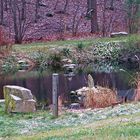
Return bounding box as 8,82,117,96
110,32,128,38
0,99,5,103
70,103,80,109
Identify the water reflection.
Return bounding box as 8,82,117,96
0,70,135,102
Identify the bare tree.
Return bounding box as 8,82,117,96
70,0,85,36
9,0,29,43
0,26,12,56
87,0,98,33
35,0,40,23
110,0,114,10
0,0,4,25
64,0,69,12
126,0,140,33
101,0,116,37
72,4,81,36
54,0,69,13
54,0,59,10
4,0,8,11
102,0,107,37
21,0,26,20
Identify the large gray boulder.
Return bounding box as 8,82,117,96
3,85,36,113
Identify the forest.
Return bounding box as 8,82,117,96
0,0,139,43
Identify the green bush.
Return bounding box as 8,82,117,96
2,56,19,74
77,42,85,50
93,41,121,61
30,51,48,70
61,48,70,57
48,52,62,71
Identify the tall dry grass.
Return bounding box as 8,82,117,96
135,74,140,101
84,86,117,108
137,81,140,100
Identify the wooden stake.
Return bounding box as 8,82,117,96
52,73,59,117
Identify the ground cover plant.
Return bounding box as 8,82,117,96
0,102,140,140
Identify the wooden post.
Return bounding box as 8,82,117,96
52,73,59,117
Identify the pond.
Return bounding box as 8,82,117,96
0,69,136,104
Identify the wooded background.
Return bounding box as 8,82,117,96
0,0,139,43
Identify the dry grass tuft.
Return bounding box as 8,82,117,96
135,78,140,101
133,72,140,101
84,86,117,108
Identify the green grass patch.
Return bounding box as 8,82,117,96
13,34,140,53
94,122,140,140
0,103,140,139
0,106,52,137
7,120,140,140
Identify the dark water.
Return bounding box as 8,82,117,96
0,70,135,103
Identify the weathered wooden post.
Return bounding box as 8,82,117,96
52,73,59,117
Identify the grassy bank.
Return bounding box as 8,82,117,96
13,34,140,53
0,34,139,74
10,119,140,140
0,102,140,140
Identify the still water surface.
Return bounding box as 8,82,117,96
0,70,135,103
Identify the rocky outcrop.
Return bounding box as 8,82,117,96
3,85,36,113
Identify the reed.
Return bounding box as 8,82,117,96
135,73,140,101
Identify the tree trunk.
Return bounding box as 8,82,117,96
127,1,140,34
21,0,26,20
0,0,4,25
10,0,24,44
110,0,114,10
15,33,22,44
64,0,69,12
5,0,8,11
35,0,40,23
87,0,98,33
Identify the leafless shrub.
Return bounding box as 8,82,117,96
0,26,12,57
